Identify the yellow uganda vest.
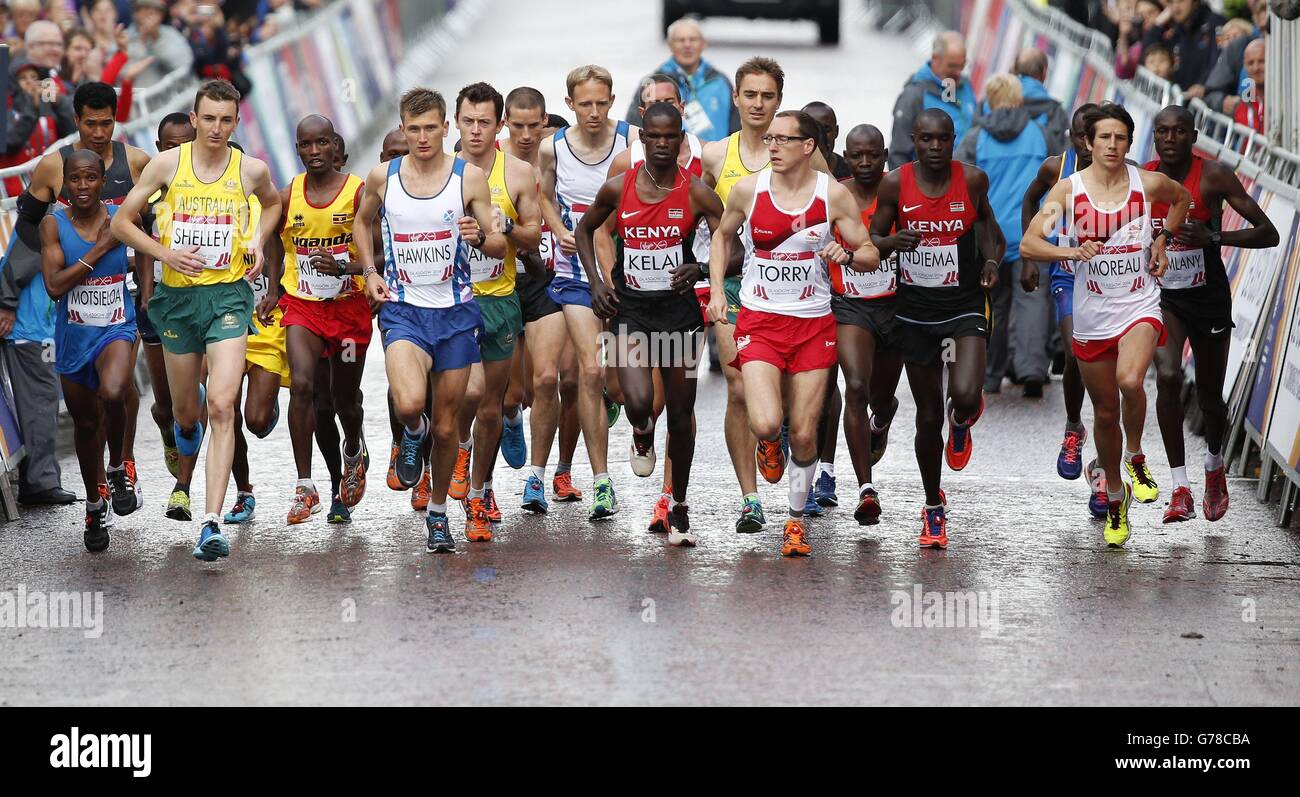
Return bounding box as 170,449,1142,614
467,150,518,298
159,142,251,288
279,172,364,300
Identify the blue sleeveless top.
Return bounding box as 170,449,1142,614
53,205,135,376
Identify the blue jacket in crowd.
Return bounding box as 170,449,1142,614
980,75,1069,154
955,106,1051,263
888,63,978,169
625,57,739,142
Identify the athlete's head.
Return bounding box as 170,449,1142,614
801,101,838,156
764,111,819,173
505,86,547,154
72,81,117,152
455,81,505,158
911,109,955,172
380,129,408,163
1069,102,1100,158
565,65,615,134
1085,103,1135,169
639,102,685,170
1153,105,1196,166
844,124,886,188
62,149,105,213
930,31,967,83
191,79,241,149
295,114,339,177
638,74,683,116
666,17,705,73
157,112,196,152
332,133,348,170
733,57,783,131
399,87,449,160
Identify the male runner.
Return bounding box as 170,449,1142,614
261,115,373,524
537,65,638,520
578,101,725,545
833,124,905,524
42,151,137,551
354,87,506,553
113,79,283,562
871,109,1004,549
709,110,881,557
1022,103,1190,546
1146,105,1278,523
450,82,542,542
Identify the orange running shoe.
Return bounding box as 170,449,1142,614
781,518,811,556
465,497,493,542
484,488,503,523
341,443,368,507
647,492,671,533
411,467,431,511
287,485,321,524
944,395,985,472
553,471,582,501
448,447,471,501
919,505,948,549
386,443,403,491
756,438,786,484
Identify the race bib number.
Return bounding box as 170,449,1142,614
467,246,506,284
250,271,270,306
623,243,682,292
294,244,351,299
1157,246,1207,290
898,242,960,287
67,274,127,327
840,254,897,298
751,249,818,302
683,100,714,137
391,230,455,286
538,228,553,269
1078,216,1152,297
171,214,235,270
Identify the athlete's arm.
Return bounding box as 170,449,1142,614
574,175,622,319
134,249,155,311
968,166,1005,288
110,148,205,275
707,174,755,324
13,152,63,250
823,179,881,272
242,157,283,282
700,139,725,190
595,150,631,279
127,145,152,182
1141,170,1191,278
25,151,62,204
671,177,723,294
811,148,831,175
355,162,390,303
259,186,291,325
41,211,115,299
1198,163,1279,250
1019,156,1061,291
504,155,543,253
460,161,508,259
1020,179,1098,263
606,148,632,180
538,136,573,255
868,172,919,260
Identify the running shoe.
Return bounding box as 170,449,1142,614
1163,486,1196,523
224,492,256,523
1085,459,1109,520
813,472,838,507
327,495,352,524
386,442,403,490
484,488,502,523
395,424,426,489
287,485,322,524
425,512,455,553
755,438,786,484
1203,466,1229,521
854,488,881,526
1057,426,1087,480
465,497,493,542
781,518,811,557
97,483,114,529
667,503,696,546
944,395,984,472
553,471,582,501
521,475,548,514
84,503,110,553
411,467,431,512
340,440,368,507
736,496,766,533
803,491,822,517
1104,483,1134,547
1124,454,1159,503
589,478,619,520
192,520,230,562
448,447,471,501
919,505,948,549
161,426,180,478
629,428,656,477
604,390,621,428
500,413,527,469
106,464,139,517
173,420,205,458
648,492,671,534
166,488,192,522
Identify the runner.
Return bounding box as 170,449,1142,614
41,151,137,551
537,65,638,520
871,109,1004,549
260,115,373,525
1021,103,1190,546
353,87,506,553
1145,105,1278,523
577,101,725,544
709,110,881,557
112,79,283,561
832,123,905,525
450,82,542,542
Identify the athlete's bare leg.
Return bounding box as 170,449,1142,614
287,326,327,480
561,305,609,475
123,337,140,462
525,312,567,469
714,320,758,497
173,335,248,517
471,358,513,490
1116,325,1158,457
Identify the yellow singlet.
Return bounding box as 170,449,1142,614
279,172,364,300
468,150,518,298
714,131,769,206
159,142,251,288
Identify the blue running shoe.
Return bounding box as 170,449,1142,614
1085,458,1109,519
223,492,256,523
803,491,822,517
426,512,455,553
500,412,527,469
1057,426,1087,480
252,400,280,439
192,520,229,561
395,419,427,489
814,472,838,507
521,474,548,514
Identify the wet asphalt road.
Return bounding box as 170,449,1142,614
3,2,1299,705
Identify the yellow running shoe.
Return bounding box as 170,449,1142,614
1124,453,1159,503
1103,483,1134,547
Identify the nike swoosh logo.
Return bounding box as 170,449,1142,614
621,210,640,219
902,204,922,213
1210,326,1226,334
113,179,127,184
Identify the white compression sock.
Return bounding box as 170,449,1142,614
787,459,816,514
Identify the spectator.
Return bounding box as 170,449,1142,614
1233,37,1265,134
23,19,74,94
1114,0,1163,79
125,0,194,88
62,24,152,117
60,27,96,85
1205,0,1269,115
1142,41,1177,81
624,17,737,142
187,4,252,96
1219,17,1254,45
955,73,1053,396
6,0,43,59
1010,48,1069,152
86,0,123,54
255,0,298,41
1140,0,1225,97
888,30,977,169
2,59,76,189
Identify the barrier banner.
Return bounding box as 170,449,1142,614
1245,205,1300,440
1263,238,1300,473
1224,194,1295,405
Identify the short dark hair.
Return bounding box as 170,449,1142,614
774,109,821,142
505,86,546,116
546,113,568,130
333,132,346,155
455,81,504,122
639,73,681,105
1087,102,1135,143
193,79,242,113
1141,42,1175,66
63,149,104,177
73,81,117,118
158,112,193,141
400,87,446,123
641,101,682,129
735,56,784,96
